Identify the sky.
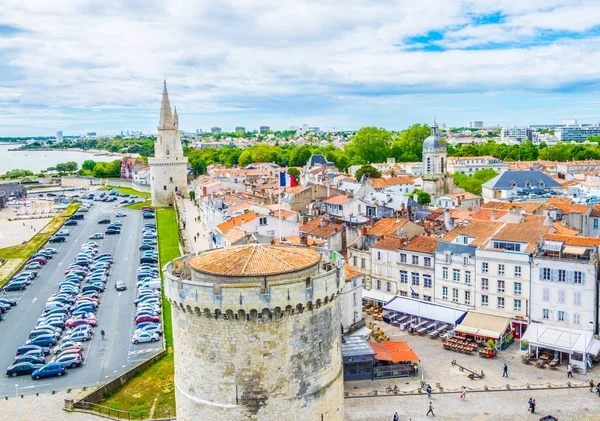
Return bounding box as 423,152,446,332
1,0,600,136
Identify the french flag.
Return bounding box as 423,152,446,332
279,171,297,187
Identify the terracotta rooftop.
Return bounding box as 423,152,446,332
307,223,343,239
447,192,479,200
370,341,419,363
367,178,387,189
544,234,600,247
283,186,309,195
322,194,349,205
272,236,325,247
545,197,573,205
398,235,440,254
300,216,331,233
189,244,321,277
442,220,504,246
481,201,544,213
385,176,414,185
545,203,591,214
551,222,580,236
491,221,550,252
228,200,259,213
591,204,600,217
371,236,405,251
345,264,363,282
215,212,256,235
223,227,247,244
367,218,408,237
469,208,508,221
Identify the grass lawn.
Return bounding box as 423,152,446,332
99,206,180,414
0,202,80,285
100,185,151,198
125,200,152,210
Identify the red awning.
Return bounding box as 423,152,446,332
370,342,420,363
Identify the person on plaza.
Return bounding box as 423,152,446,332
426,402,435,417
528,398,533,412
567,363,573,378
460,386,466,400
393,412,399,421
100,329,105,340
414,363,419,375
596,383,600,397
502,363,508,377
426,383,432,398
590,379,594,392
530,399,536,414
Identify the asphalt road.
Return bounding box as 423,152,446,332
0,200,163,396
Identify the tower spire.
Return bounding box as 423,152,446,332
173,106,179,126
159,80,174,127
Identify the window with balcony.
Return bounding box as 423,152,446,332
558,270,566,283
423,275,432,288
514,282,521,296
481,295,488,306
481,262,488,273
497,280,505,293
514,266,521,278
542,309,550,320
574,271,583,284
541,268,551,280
463,256,469,266
424,257,431,267
400,270,408,283
498,264,505,275
442,267,448,280
386,282,392,293
442,287,448,300
352,256,357,266
465,291,471,305
412,255,419,265
400,253,407,263
574,292,581,306
453,269,460,282
465,271,471,285
557,311,566,322
452,288,459,302
411,273,420,286
445,254,452,264
481,278,488,290
514,299,521,311
497,297,505,309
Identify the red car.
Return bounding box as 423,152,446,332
135,315,160,324
26,257,47,265
66,318,97,328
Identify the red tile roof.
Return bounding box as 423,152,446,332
398,235,440,254
322,194,349,205
345,264,363,281
544,234,600,247
370,342,419,363
367,218,408,237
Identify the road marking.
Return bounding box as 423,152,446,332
32,297,37,304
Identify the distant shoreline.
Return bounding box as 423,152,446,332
7,146,125,157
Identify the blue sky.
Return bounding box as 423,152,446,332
1,0,600,136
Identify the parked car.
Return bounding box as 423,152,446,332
57,229,70,236
98,218,111,224
66,318,97,329
0,298,17,307
115,212,127,217
31,362,66,379
4,281,27,292
143,213,155,219
64,220,78,226
48,236,66,243
114,281,127,291
105,229,120,235
14,354,46,365
62,331,92,343
135,315,160,324
24,262,43,270
6,362,44,377
132,331,160,344
25,335,57,347
53,353,83,369
135,324,163,337
52,341,83,355
89,233,104,240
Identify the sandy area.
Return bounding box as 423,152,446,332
0,203,53,249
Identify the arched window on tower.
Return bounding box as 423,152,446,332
440,157,445,174
426,157,431,173
166,148,170,156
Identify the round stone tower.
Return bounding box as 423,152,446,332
164,244,345,421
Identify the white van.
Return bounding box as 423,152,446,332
137,279,161,290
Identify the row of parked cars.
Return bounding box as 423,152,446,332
132,221,163,345
89,217,123,239
5,241,114,379
3,246,58,293
142,206,155,220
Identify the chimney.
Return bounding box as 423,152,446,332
361,226,368,237
319,218,329,228
341,228,348,258
301,235,308,245
444,208,454,231
490,209,497,221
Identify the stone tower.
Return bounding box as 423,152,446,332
149,81,188,207
422,119,453,196
164,244,345,421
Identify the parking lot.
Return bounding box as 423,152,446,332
0,200,163,396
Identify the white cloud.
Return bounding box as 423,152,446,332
0,0,599,134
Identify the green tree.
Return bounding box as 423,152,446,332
355,164,382,181
238,150,252,167
346,127,392,164
82,160,96,171
391,124,431,162
287,167,301,180
406,189,431,205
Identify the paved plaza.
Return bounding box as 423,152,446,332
0,205,52,249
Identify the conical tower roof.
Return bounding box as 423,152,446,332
159,80,173,127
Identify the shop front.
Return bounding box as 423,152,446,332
453,312,513,350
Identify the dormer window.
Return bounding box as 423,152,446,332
538,180,545,187
524,181,531,188
510,180,517,187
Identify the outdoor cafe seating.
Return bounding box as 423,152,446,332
442,334,477,354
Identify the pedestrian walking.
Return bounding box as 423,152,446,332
502,363,508,377
194,236,197,242
528,398,533,412
426,384,432,398
590,379,594,392
414,363,419,375
426,402,435,417
596,383,600,397
393,412,399,421
100,329,106,340
460,387,466,400
531,399,536,414
567,363,573,378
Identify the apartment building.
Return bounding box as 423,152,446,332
446,156,510,175
370,235,439,301
342,265,365,333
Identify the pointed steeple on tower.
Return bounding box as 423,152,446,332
149,80,188,207
159,80,174,127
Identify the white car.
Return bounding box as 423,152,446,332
53,341,83,355
115,212,127,217
57,230,70,236
25,262,42,270
89,233,104,240
135,325,163,337
132,331,160,344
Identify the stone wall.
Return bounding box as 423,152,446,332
149,157,188,207
170,294,343,421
